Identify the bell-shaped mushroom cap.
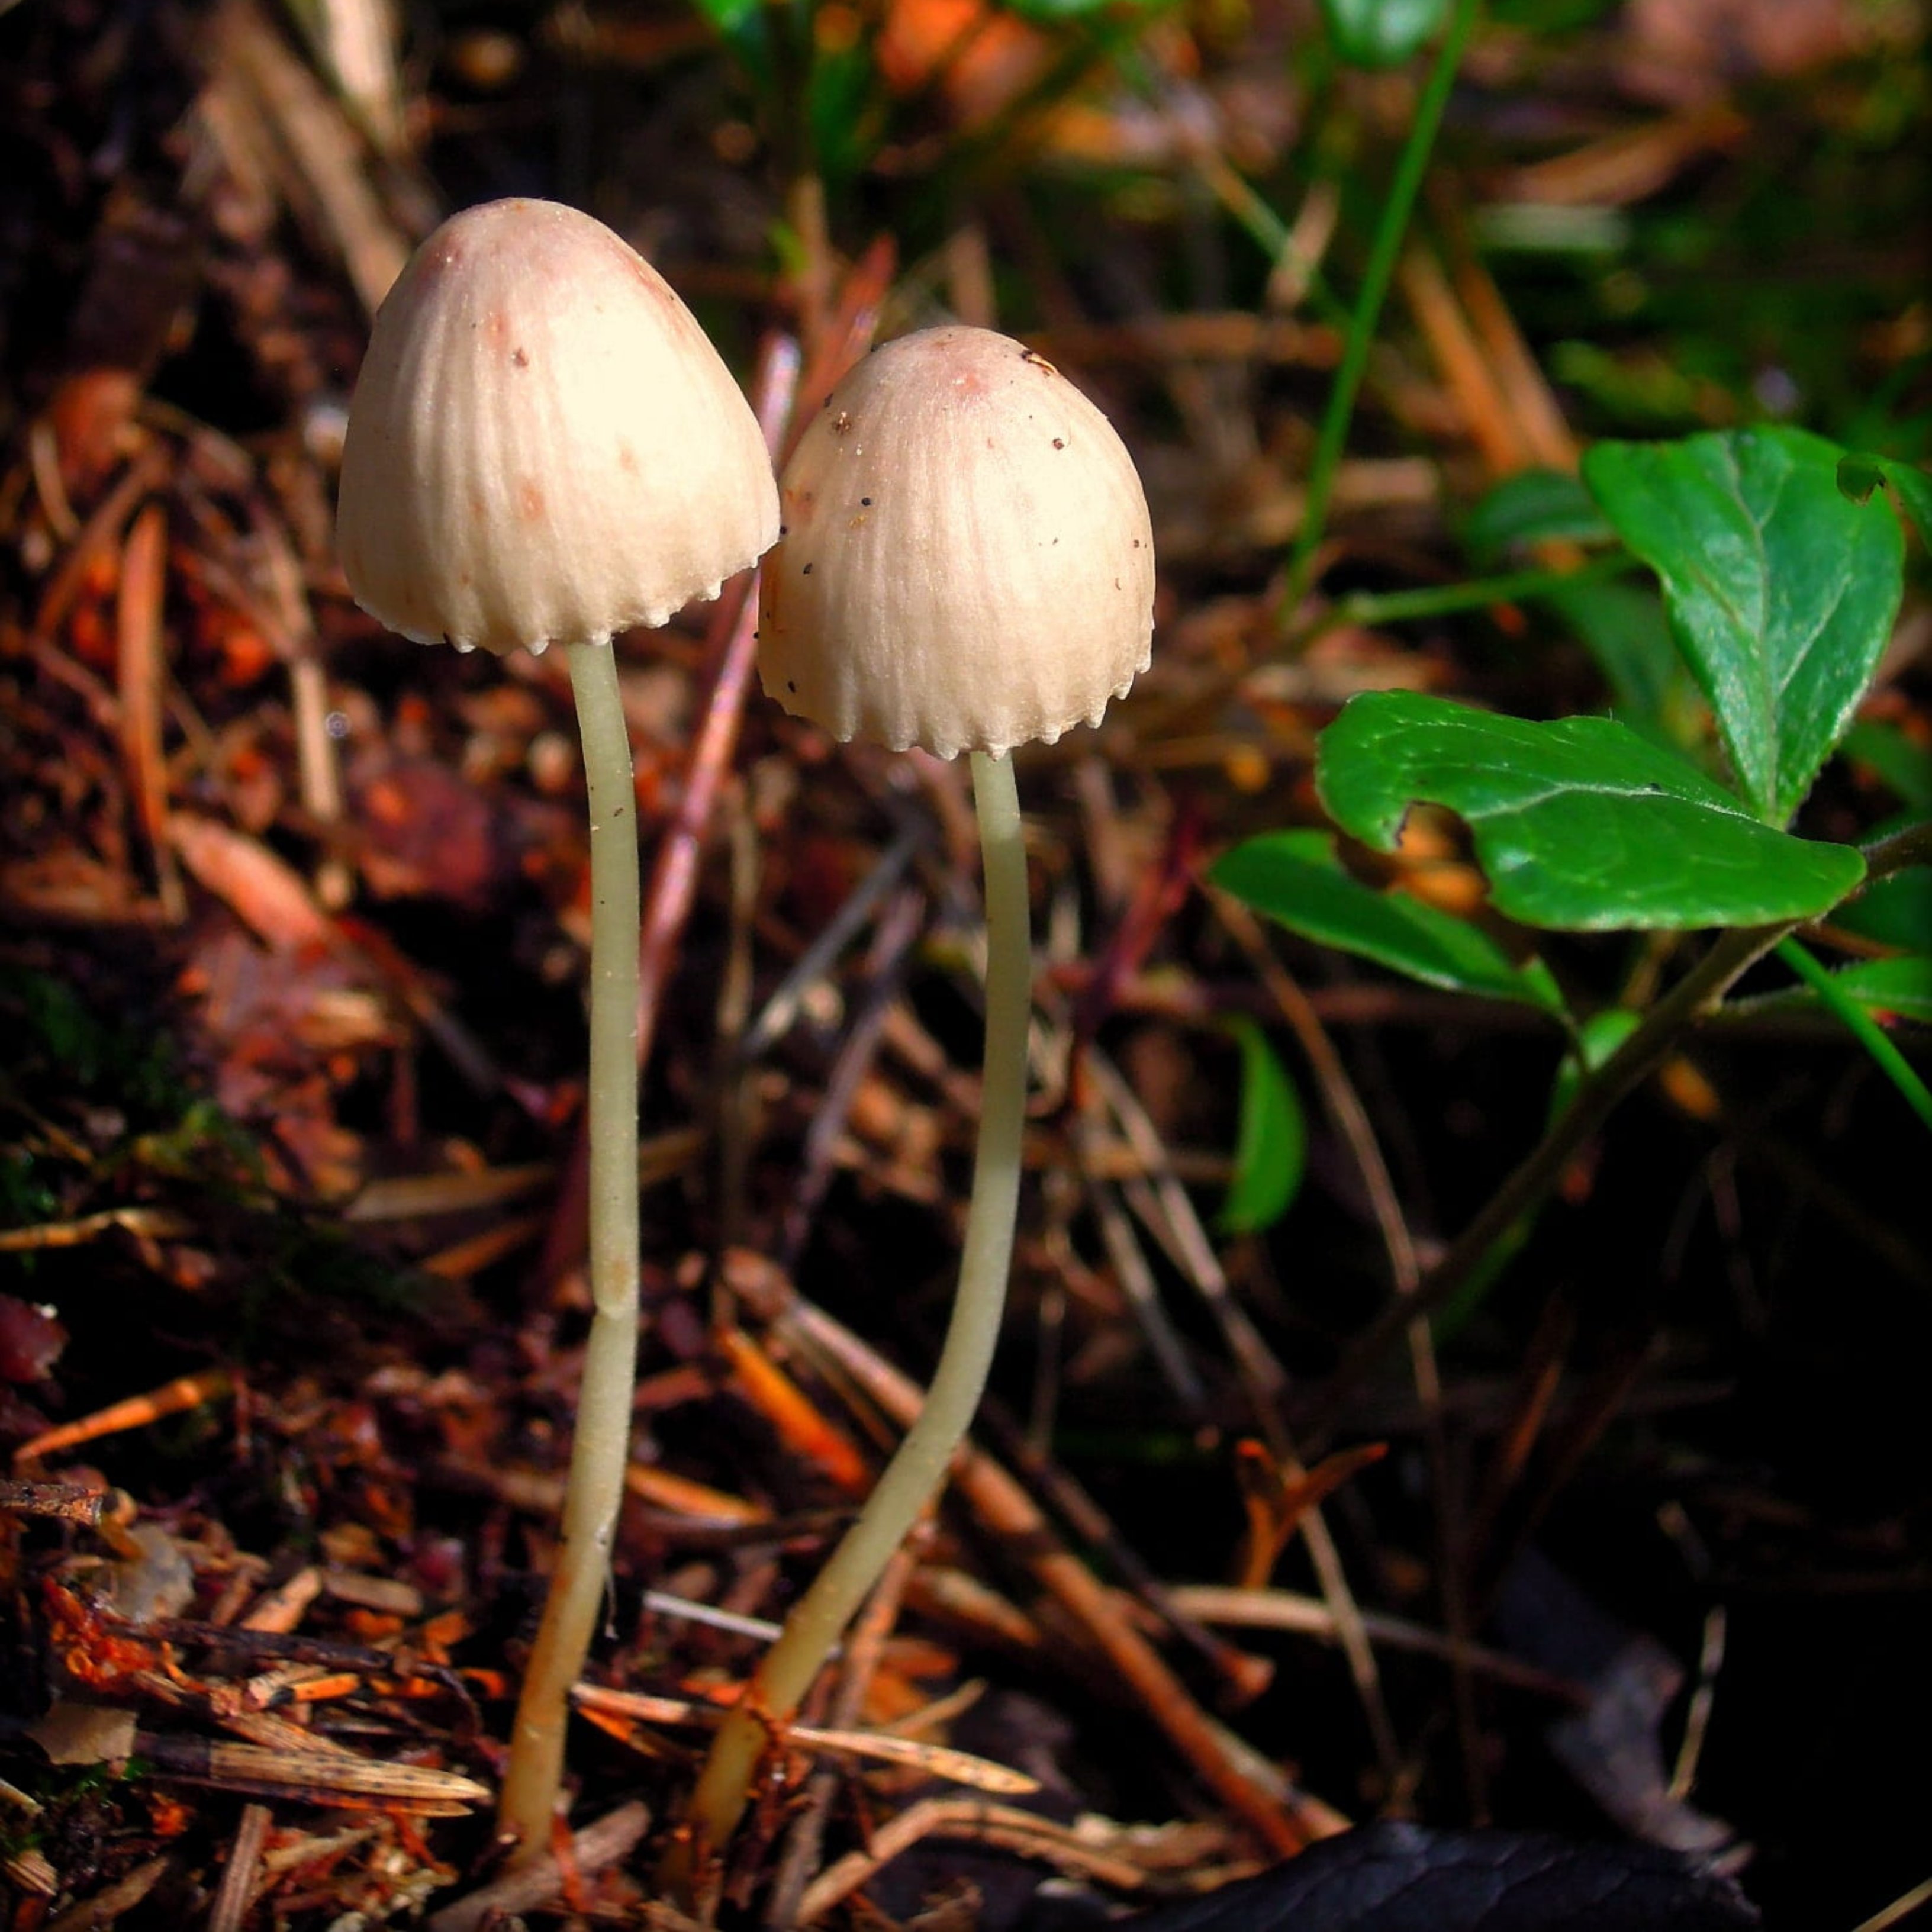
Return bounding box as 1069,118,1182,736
757,325,1154,759
338,198,778,655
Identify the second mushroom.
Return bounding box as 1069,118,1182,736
680,323,1155,1863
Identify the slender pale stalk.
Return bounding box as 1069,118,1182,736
674,750,1031,1874
498,640,643,1859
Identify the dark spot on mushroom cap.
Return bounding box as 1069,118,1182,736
802,562,813,574
511,347,529,368
787,680,797,693
1132,538,1142,547
1052,437,1065,450
833,411,852,435
623,257,678,308
779,524,788,536
861,496,872,506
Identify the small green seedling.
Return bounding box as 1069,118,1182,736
1216,424,1932,1370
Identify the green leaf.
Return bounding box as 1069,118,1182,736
689,0,761,43
807,44,880,185
1548,1006,1643,1123
1005,0,1126,19
1840,722,1932,813
1836,453,1886,505
1741,953,1932,1026
1885,465,1932,550
1316,691,1867,930
1543,577,1695,738
1210,828,1564,1010
1464,469,1614,566
1839,452,1932,551
1831,863,1932,954
1221,1019,1307,1235
1771,941,1932,1134
1318,0,1450,67
1582,426,1906,826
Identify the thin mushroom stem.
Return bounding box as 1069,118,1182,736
499,640,643,1859
674,749,1031,1877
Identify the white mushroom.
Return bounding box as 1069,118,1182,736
757,324,1154,758
682,326,1155,1875
336,196,778,1863
339,196,777,655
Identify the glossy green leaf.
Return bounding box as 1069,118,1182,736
1831,864,1932,954
1210,828,1564,1010
1885,464,1932,550
1838,452,1932,552
1318,0,1450,67
1464,468,1613,566
1582,426,1905,826
1543,577,1696,739
1772,942,1932,1132
1741,953,1932,1026
1316,691,1866,930
1221,1019,1306,1236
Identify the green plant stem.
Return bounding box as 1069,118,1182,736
1775,936,1932,1134
1325,550,1638,634
1186,149,1351,333
1274,0,1484,630
498,641,642,1860
1302,817,1932,1450
674,750,1031,1878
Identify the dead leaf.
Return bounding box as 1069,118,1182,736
171,815,335,951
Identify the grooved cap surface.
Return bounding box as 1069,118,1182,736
337,198,778,655
757,326,1155,759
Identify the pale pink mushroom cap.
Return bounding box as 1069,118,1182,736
337,198,778,655
757,326,1155,759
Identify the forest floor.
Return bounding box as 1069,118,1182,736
1,0,1928,1927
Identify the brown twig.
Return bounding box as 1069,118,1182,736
797,1797,1154,1925
426,1801,652,1932
1210,892,1489,1804
1083,1046,1402,1786
749,1273,1326,1855
204,1801,272,1932
762,1538,923,1930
